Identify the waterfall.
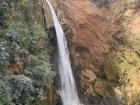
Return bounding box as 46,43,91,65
44,0,81,105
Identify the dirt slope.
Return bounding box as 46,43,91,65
56,0,140,105
57,0,121,104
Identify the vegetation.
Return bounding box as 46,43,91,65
104,27,140,104
0,79,13,105
0,0,55,104
8,75,34,105
91,0,108,7
0,44,9,74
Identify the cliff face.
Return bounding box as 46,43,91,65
56,0,140,105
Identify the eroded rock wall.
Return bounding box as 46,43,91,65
56,0,140,105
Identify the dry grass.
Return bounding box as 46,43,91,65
105,27,140,105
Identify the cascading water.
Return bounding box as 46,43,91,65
44,0,81,105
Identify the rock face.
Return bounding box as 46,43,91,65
55,0,140,105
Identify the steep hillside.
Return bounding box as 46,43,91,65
0,0,55,105
1,0,140,105
57,0,140,105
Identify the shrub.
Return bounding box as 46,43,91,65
7,22,46,54
26,64,54,89
91,0,108,7
8,75,35,105
4,0,17,7
0,79,14,105
0,44,9,74
0,0,10,28
26,54,55,90
24,54,55,103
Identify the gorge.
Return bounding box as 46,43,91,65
0,0,140,105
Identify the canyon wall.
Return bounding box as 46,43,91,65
56,0,140,105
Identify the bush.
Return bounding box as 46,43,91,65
24,24,46,54
26,54,55,90
7,22,46,54
0,0,10,28
4,0,17,7
8,75,35,105
0,44,9,74
22,53,55,103
26,64,54,89
91,0,108,7
0,79,14,105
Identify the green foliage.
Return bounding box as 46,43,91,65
91,0,108,7
24,24,46,54
18,0,33,25
18,0,31,9
26,64,54,89
26,53,55,91
105,49,140,84
0,44,9,74
0,44,8,65
8,75,35,105
23,52,55,103
104,53,123,84
105,28,140,84
8,22,46,54
0,0,10,28
4,0,17,6
70,52,75,61
0,20,47,65
0,79,14,105
0,0,55,104
124,0,140,9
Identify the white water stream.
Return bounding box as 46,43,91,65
45,0,81,105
